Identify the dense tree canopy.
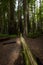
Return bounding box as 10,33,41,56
0,0,43,36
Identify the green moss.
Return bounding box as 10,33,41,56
21,37,38,65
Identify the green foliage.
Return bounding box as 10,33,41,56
0,0,43,36
0,34,17,38
28,32,41,38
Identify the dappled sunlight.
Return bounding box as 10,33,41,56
16,38,21,45
8,51,19,65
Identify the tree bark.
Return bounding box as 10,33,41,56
8,0,15,34
23,0,28,36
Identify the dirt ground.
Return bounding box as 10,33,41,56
25,36,43,64
0,38,24,65
0,36,43,65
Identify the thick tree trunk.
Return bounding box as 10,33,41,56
8,0,15,34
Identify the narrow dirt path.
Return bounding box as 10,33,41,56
0,38,23,65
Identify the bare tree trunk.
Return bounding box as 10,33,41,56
18,0,20,35
23,0,28,36
27,4,30,33
40,0,42,33
0,3,2,33
8,0,14,34
7,0,10,34
0,1,4,33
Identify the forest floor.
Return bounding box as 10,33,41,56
25,36,43,65
0,38,24,65
0,36,43,65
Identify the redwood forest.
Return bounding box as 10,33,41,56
0,0,43,65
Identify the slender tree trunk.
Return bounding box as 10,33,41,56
40,0,42,33
27,4,30,33
23,0,28,36
7,0,10,34
0,3,2,33
18,0,20,35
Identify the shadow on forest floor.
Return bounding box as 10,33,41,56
14,54,24,65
